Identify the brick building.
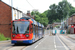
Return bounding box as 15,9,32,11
0,0,34,37
67,13,75,34
0,0,12,37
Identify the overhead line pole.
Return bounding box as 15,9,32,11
66,1,70,35
11,0,13,20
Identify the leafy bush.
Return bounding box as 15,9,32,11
0,33,11,41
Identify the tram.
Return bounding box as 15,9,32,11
11,17,44,44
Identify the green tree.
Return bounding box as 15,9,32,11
69,8,75,16
31,11,35,15
56,19,60,22
31,11,49,27
57,0,73,18
47,0,74,24
39,13,49,26
35,15,41,22
31,11,40,15
48,4,58,24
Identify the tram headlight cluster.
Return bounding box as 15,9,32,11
13,35,15,37
26,35,29,37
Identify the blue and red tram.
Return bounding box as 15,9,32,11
11,17,44,44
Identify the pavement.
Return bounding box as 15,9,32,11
58,34,75,50
0,40,11,43
67,34,75,40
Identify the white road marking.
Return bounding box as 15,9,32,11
22,46,29,50
35,45,38,48
55,49,57,50
57,35,69,50
34,36,48,49
23,36,48,50
54,42,55,44
54,36,57,50
40,36,48,43
54,45,56,49
39,42,41,45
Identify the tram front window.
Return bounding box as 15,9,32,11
12,21,29,34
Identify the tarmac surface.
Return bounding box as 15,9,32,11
0,31,75,50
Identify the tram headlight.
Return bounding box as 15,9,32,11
26,35,29,37
12,35,15,37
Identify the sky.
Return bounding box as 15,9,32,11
2,0,75,13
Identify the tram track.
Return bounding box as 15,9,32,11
0,42,12,50
0,42,30,50
21,46,28,50
5,44,31,50
5,46,14,50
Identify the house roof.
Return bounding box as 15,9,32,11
53,22,61,25
70,13,75,17
22,13,31,17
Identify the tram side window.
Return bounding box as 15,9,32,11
42,28,43,34
36,26,38,34
36,26,38,35
43,28,44,35
38,27,40,34
33,25,35,33
40,27,42,34
30,24,33,33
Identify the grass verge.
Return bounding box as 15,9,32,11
0,33,11,41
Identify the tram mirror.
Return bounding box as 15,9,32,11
31,23,33,25
9,23,11,25
10,28,11,30
31,28,32,29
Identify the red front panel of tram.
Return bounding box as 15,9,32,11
11,20,33,40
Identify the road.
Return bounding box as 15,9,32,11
0,35,67,50
23,35,66,50
0,30,75,50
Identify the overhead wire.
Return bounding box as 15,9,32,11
26,0,34,8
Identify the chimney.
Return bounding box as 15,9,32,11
27,11,31,16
